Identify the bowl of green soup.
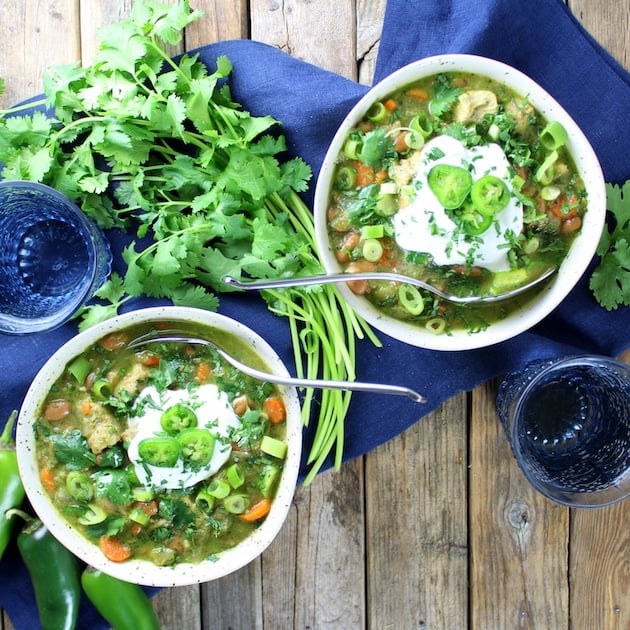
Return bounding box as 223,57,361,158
16,306,302,586
314,54,606,350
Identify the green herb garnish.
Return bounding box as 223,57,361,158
590,180,630,310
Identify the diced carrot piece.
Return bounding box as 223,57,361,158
80,400,94,415
40,468,55,492
262,397,286,424
99,535,132,562
139,352,160,367
196,361,211,383
374,169,388,184
354,161,375,187
407,87,429,100
239,498,271,522
384,98,398,112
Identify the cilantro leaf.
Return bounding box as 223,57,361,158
429,74,463,118
590,181,630,310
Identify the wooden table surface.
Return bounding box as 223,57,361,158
2,1,630,629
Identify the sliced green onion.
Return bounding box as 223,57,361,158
540,185,561,201
523,237,540,255
398,284,424,315
488,123,500,141
78,503,107,526
207,479,231,499
91,378,112,399
258,465,280,498
334,165,356,190
223,494,250,515
195,489,215,513
409,113,433,138
129,505,150,526
67,357,91,384
540,121,568,150
534,150,558,185
362,238,383,262
343,138,362,160
132,486,155,502
361,225,385,240
375,194,397,217
511,174,526,190
379,181,398,195
261,435,288,459
404,130,424,150
226,463,245,489
366,102,387,122
425,317,446,335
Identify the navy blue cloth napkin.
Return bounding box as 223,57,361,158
3,0,630,627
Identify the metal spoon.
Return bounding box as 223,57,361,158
222,266,557,305
127,330,426,403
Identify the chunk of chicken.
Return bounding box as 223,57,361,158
81,401,121,454
113,362,150,397
453,90,498,123
504,98,536,133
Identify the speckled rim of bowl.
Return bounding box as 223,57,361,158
313,54,607,351
16,306,302,587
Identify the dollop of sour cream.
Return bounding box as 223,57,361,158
127,384,241,490
393,135,523,272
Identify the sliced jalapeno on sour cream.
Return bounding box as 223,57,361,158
137,436,181,467
160,403,198,434
177,429,215,467
427,164,472,209
470,175,510,216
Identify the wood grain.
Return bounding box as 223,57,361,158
0,0,80,109
365,394,468,628
469,380,569,629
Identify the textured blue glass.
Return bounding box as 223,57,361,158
496,355,630,507
0,181,112,334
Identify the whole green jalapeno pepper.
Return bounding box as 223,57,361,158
6,508,81,630
0,410,25,559
81,566,161,630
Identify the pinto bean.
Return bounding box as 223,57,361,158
560,216,582,234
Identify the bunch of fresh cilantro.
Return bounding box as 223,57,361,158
590,181,630,310
0,0,379,482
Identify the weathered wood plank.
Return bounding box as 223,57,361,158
365,394,468,628
293,462,366,629
357,0,387,85
185,0,248,46
469,380,569,629
0,0,80,109
570,0,630,69
250,0,358,81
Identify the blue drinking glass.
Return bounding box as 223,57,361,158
0,180,112,334
496,355,630,507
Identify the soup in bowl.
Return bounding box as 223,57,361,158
314,54,606,350
16,306,302,586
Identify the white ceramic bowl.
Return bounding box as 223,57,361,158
16,306,302,586
314,54,606,351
